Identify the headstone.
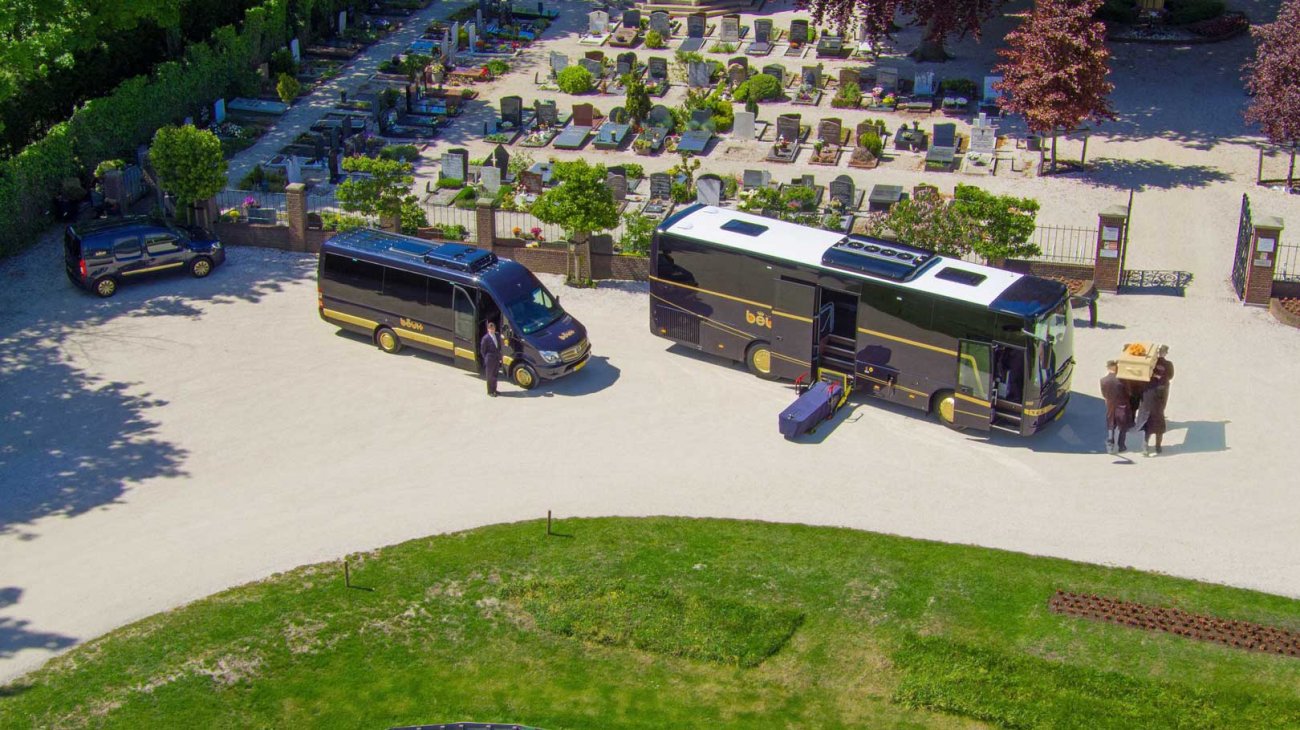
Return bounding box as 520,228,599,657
589,10,609,35
914,71,936,97
690,108,714,130
648,56,669,81
441,148,469,181
969,113,997,154
290,38,301,62
696,174,723,205
550,51,569,78
819,117,842,144
829,175,855,208
733,110,756,139
876,66,899,91
776,113,800,143
720,14,741,43
450,22,460,62
789,19,809,45
468,23,477,52
480,166,502,193
580,57,603,77
213,98,226,124
839,68,860,89
686,13,706,39
649,172,672,200
754,19,772,44
500,96,523,127
535,99,559,126
982,75,1003,106
443,28,453,64
572,103,595,127
478,6,485,27
623,9,641,28
649,10,671,37
607,168,628,201
762,64,785,84
743,169,770,188
688,61,712,88
801,65,821,89
492,144,510,176
338,10,348,34
617,52,636,76
585,50,605,62
609,106,628,124
856,119,882,143
519,169,544,194
729,63,748,87
647,104,673,129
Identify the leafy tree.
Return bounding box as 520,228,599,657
804,0,1006,61
618,212,657,255
623,73,651,125
400,199,428,235
952,184,1040,260
530,159,620,283
1243,0,1300,186
337,155,416,231
734,73,782,102
148,124,226,221
994,0,1115,171
861,185,975,256
402,52,433,89
557,65,594,94
276,73,301,105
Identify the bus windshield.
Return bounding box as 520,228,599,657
1033,301,1074,386
506,285,565,335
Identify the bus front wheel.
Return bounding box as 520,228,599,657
932,390,966,431
745,342,777,380
375,326,402,354
511,362,539,390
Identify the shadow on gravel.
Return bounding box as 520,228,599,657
0,242,315,538
0,587,76,661
1084,158,1233,191
499,355,621,397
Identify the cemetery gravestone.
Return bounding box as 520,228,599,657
647,104,673,129
535,100,559,126
468,24,477,52
213,98,226,124
776,113,800,143
623,9,641,28
829,175,855,208
819,118,842,145
729,56,749,70
687,13,706,38
441,149,469,181
617,54,634,77
688,61,712,88
743,169,771,189
480,166,502,193
585,50,605,62
649,11,671,38
840,68,860,89
493,145,510,176
802,66,821,89
720,14,741,43
697,174,723,206
690,108,714,130
609,106,628,124
290,38,301,62
763,64,785,84
648,56,669,81
589,10,609,35
789,19,808,45
501,96,523,127
607,169,628,201
650,172,672,200
729,64,748,87
550,52,568,77
572,103,595,127
748,19,772,54
580,57,603,77
970,113,997,154
733,110,756,139
876,66,899,92
520,169,544,194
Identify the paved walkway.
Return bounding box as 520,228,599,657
223,2,459,187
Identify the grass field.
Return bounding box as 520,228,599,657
5,518,1300,729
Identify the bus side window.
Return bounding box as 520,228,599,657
324,254,382,304
426,278,453,330
452,286,476,342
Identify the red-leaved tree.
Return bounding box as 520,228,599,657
1243,0,1300,185
802,0,1005,61
994,0,1115,171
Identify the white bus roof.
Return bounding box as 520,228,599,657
662,206,1024,307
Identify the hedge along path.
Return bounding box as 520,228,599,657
1050,590,1300,657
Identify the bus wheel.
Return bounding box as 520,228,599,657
375,327,402,354
932,390,965,431
93,277,117,298
745,342,777,380
511,362,538,390
189,256,213,278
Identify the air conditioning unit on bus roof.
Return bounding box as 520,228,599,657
821,236,936,282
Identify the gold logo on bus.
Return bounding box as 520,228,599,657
399,317,425,331
746,310,772,329
558,329,576,341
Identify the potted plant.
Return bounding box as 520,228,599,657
531,226,544,241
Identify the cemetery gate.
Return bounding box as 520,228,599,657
1232,193,1252,300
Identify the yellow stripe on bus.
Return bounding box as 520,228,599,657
322,308,378,329
649,276,770,309
856,326,957,356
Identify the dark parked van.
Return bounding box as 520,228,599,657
64,217,225,297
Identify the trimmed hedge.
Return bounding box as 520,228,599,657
0,0,302,258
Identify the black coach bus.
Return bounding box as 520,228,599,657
319,229,590,389
649,205,1074,434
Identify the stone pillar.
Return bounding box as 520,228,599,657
1244,216,1284,307
1093,204,1129,293
475,198,496,249
285,183,308,251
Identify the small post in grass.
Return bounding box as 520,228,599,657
344,559,351,588
547,510,553,536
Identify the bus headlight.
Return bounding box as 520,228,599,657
539,350,561,364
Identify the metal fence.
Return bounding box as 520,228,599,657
495,209,629,244
422,202,478,240
216,189,288,215
1276,240,1300,283
1025,224,1097,265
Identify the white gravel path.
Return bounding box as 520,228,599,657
3,0,1300,685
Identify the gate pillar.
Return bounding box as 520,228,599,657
1244,217,1284,307
1094,204,1129,293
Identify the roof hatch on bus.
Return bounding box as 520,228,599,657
820,236,936,282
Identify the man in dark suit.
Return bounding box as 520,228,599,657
480,321,502,397
1100,360,1130,454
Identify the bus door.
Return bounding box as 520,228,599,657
452,285,479,372
770,278,816,380
953,339,994,430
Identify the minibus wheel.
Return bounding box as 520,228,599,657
189,256,213,278
375,326,402,354
93,276,117,298
932,390,965,431
511,362,538,390
745,341,777,380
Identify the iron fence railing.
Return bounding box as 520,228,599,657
1275,240,1300,283
1024,224,1097,266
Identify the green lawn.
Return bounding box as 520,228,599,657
5,518,1300,729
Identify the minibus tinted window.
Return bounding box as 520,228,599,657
382,267,428,308
506,285,564,335
324,254,383,300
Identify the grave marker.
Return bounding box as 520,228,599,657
697,174,723,205
688,61,712,88
649,172,672,200
441,148,469,181
733,110,755,139
501,96,523,127
535,99,559,126
572,103,595,127
492,144,510,176
290,38,301,62
550,51,568,77
776,113,800,143
789,19,808,45
720,14,741,43
649,11,671,37
743,169,771,188
648,56,669,81
829,175,855,208
480,166,502,193
589,10,609,35
762,64,785,84
213,98,226,124
687,13,706,38
623,9,641,28
580,57,603,77
819,117,842,144
607,168,628,201
647,104,673,129
729,63,748,87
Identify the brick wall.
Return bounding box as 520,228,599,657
1272,280,1300,299
1001,259,1095,281
213,222,330,253
592,253,649,281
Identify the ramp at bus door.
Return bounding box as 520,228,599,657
779,371,852,439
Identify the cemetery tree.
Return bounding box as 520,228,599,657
952,184,1041,261
337,155,416,232
403,53,433,90
623,73,652,125
557,65,594,94
994,0,1114,171
148,124,227,223
276,73,301,105
1243,0,1300,184
804,0,1005,61
530,159,621,284
861,185,976,257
